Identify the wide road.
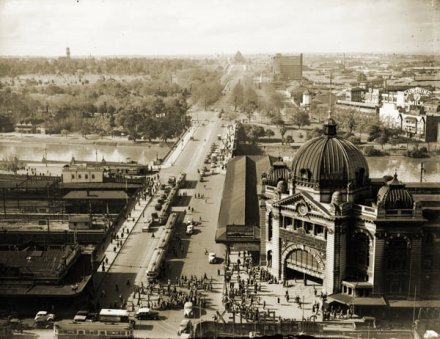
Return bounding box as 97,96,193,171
141,111,228,337
91,110,228,338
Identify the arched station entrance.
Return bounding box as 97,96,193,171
282,245,325,285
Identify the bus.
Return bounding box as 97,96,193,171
54,320,133,338
98,309,129,323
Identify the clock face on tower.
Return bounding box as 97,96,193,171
297,203,308,216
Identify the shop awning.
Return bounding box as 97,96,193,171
327,293,387,306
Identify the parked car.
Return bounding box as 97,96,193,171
142,219,153,232
135,307,159,320
208,253,217,264
178,319,193,335
73,310,89,322
34,311,55,322
186,224,194,235
168,176,176,186
183,302,194,318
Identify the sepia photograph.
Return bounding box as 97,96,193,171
0,0,439,338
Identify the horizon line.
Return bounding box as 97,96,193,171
0,51,438,59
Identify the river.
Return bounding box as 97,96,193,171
366,156,440,183
0,142,439,182
0,141,169,164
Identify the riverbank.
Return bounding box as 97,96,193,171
0,132,175,148
0,132,172,164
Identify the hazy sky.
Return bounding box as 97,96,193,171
0,0,439,56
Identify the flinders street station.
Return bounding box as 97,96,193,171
260,116,440,315
217,115,440,320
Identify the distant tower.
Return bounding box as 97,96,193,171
66,47,71,59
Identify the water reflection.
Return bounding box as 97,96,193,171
1,143,439,182
367,156,440,182
0,142,168,164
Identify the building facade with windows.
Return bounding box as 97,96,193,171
259,117,440,314
62,164,104,183
379,87,440,142
273,53,303,81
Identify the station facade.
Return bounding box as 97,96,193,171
259,117,440,310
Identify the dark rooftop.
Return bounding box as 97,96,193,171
216,156,270,242
63,190,128,200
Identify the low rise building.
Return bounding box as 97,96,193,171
62,164,104,183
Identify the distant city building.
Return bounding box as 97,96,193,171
345,87,365,102
14,121,35,134
62,164,104,183
273,53,303,81
66,47,71,59
14,120,46,134
337,86,380,113
379,87,440,142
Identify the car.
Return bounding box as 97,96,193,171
142,219,153,232
183,302,193,318
135,307,159,320
186,224,194,235
208,253,217,264
34,317,54,329
73,310,89,322
178,319,192,335
34,311,55,322
168,176,176,186
86,312,98,321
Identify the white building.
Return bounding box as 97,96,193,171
62,164,104,183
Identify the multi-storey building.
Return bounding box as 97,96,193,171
259,117,440,316
273,53,303,81
379,87,440,141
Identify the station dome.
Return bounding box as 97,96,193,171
377,174,413,209
265,160,290,186
291,118,369,190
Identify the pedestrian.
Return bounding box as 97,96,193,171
263,300,266,309
218,269,221,276
277,297,280,304
152,233,155,238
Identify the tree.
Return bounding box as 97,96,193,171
231,82,244,111
61,129,69,138
344,111,357,134
291,110,310,129
1,154,24,174
374,134,389,149
265,129,275,141
367,124,382,142
271,117,287,142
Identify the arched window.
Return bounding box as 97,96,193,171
300,169,311,181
